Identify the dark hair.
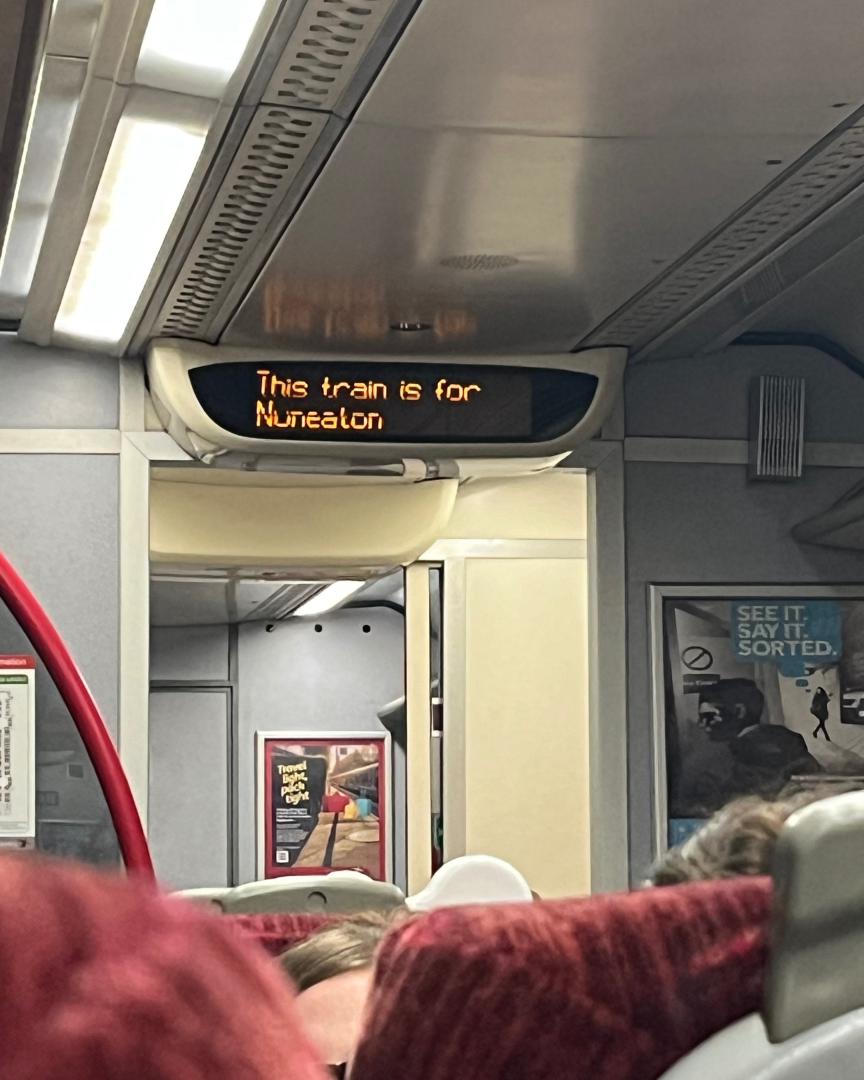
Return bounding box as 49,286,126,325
278,909,408,992
698,678,765,722
648,781,862,886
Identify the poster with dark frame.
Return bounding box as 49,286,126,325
650,586,864,854
256,731,391,880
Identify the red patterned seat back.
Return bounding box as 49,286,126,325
227,912,342,956
351,877,772,1080
0,855,328,1079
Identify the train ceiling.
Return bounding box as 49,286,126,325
2,0,864,362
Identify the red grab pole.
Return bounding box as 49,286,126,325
0,552,154,879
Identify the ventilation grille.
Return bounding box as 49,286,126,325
439,254,519,271
584,117,864,354
263,0,400,111
158,107,327,339
750,376,805,481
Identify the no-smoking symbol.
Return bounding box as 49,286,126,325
682,645,713,671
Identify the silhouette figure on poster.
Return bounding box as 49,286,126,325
677,679,821,816
811,687,832,741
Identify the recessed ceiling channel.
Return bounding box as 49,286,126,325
0,0,102,320
9,0,420,355
582,106,864,361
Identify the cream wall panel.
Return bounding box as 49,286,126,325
463,557,590,898
150,477,458,567
445,472,587,540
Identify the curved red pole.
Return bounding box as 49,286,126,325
0,552,154,880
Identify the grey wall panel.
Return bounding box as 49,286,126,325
0,454,119,736
237,609,405,885
625,346,864,443
624,461,864,881
149,689,230,889
150,625,230,682
0,336,118,429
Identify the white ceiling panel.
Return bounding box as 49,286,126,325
222,0,864,353
749,234,864,349
357,0,862,138
224,123,813,353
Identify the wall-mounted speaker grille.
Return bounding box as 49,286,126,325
262,0,400,111
584,117,864,355
158,107,328,338
750,376,806,481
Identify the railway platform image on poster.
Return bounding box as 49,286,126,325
650,587,864,856
256,731,391,880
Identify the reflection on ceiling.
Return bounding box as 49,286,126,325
223,0,864,355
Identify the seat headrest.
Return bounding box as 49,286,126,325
351,877,771,1080
406,855,532,911
658,1007,864,1079
197,871,405,915
767,788,864,1041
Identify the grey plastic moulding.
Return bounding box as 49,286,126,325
145,338,628,464
766,788,864,1042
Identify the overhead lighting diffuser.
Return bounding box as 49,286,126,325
135,0,270,99
293,581,367,617
53,101,210,345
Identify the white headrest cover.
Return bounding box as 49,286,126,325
406,855,532,911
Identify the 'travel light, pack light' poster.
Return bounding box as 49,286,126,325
651,588,864,850
257,732,390,880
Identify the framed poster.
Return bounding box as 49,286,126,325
256,731,391,881
650,587,864,855
0,656,35,843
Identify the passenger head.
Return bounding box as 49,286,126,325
698,678,764,740
279,909,406,991
649,782,859,885
279,909,409,1072
0,854,326,1079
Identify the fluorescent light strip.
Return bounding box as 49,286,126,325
54,109,208,345
136,0,270,99
293,581,367,617
0,58,86,314
0,51,47,282
52,0,271,345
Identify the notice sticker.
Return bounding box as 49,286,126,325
0,657,35,837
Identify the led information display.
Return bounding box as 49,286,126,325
189,361,599,444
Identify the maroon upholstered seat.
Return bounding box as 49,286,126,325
0,855,328,1080
351,877,772,1080
227,912,342,956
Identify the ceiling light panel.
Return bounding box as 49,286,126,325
53,92,214,346
135,0,272,100
0,57,86,317
294,580,366,617
35,0,281,349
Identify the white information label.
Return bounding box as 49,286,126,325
0,657,35,838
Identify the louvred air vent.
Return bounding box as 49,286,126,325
158,108,327,338
749,375,806,481
263,0,400,111
584,118,864,355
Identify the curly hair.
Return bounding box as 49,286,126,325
649,782,861,886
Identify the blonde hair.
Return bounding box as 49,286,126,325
649,782,861,886
278,909,408,992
